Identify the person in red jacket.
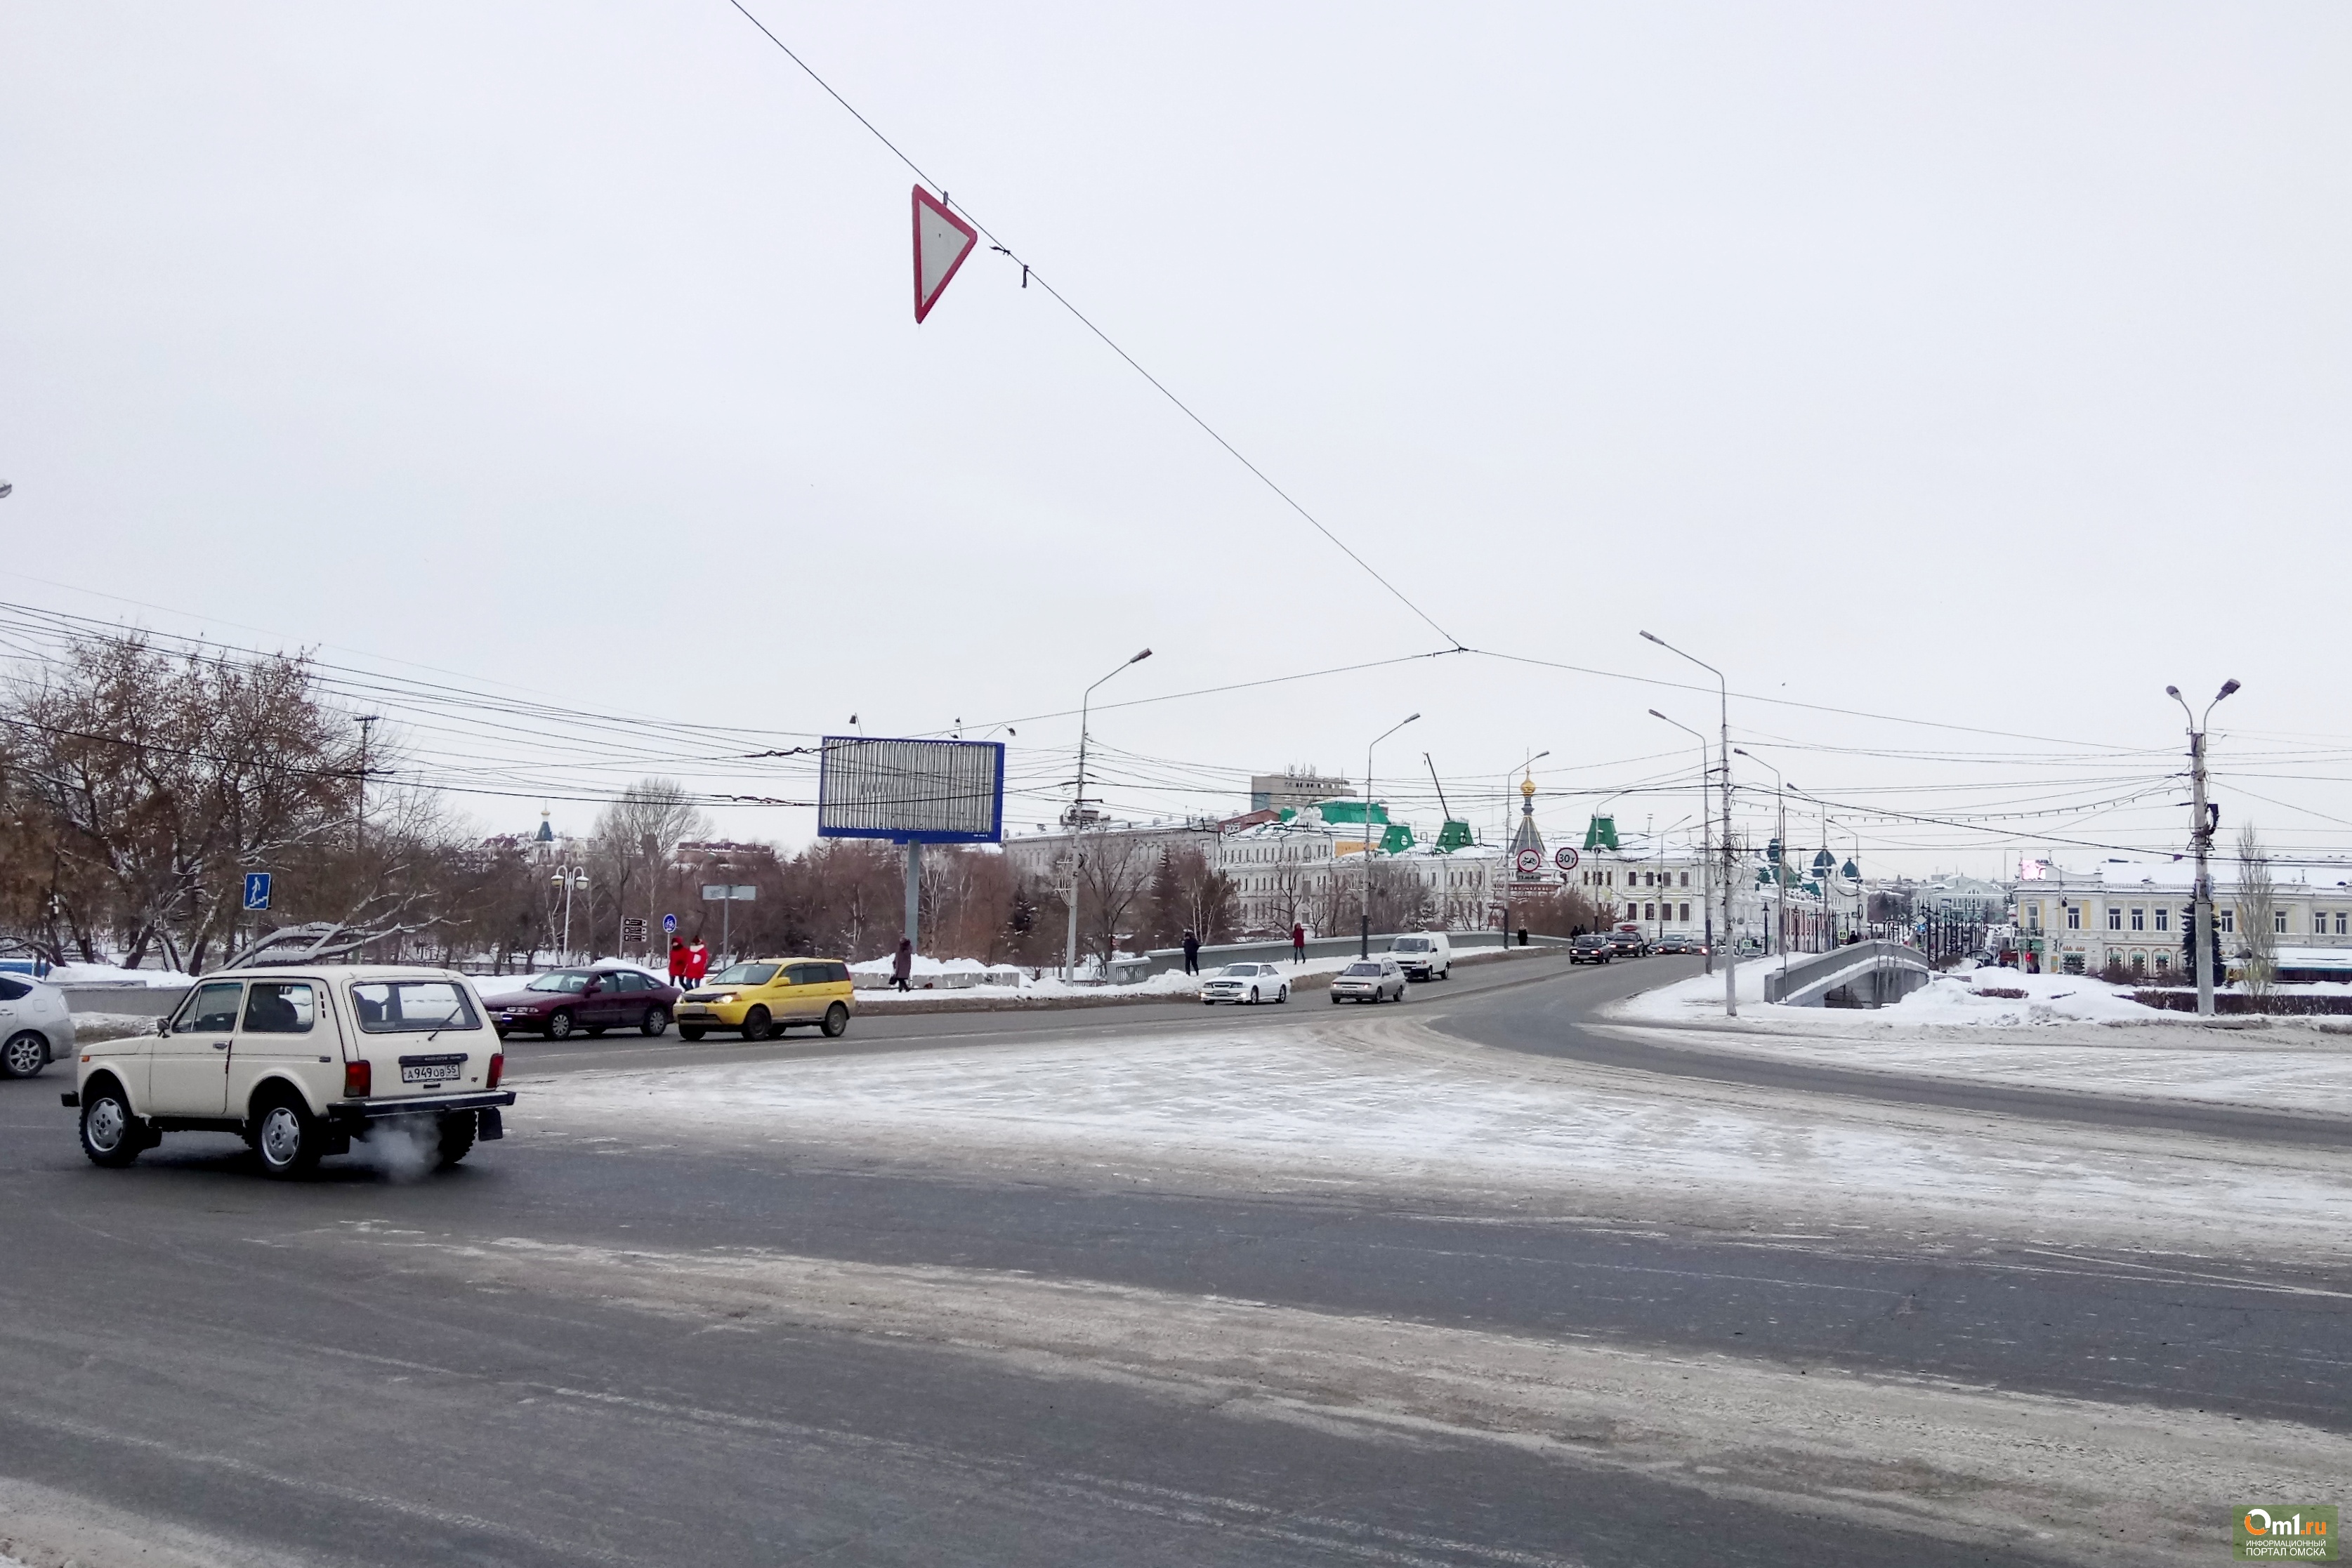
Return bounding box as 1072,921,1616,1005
667,937,689,989
686,939,709,987
1291,922,1307,965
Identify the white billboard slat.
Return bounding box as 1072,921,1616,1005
817,737,1005,844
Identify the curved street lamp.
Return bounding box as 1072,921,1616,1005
1360,713,1419,956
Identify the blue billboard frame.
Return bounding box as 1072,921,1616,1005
815,737,1005,844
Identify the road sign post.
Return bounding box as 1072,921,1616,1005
662,913,678,935
700,885,756,965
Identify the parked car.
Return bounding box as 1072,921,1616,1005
64,964,513,1178
675,958,855,1041
480,967,681,1041
1569,934,1614,965
1201,962,1290,1005
1607,924,1651,958
0,973,75,1079
1385,932,1453,981
1329,956,1409,1003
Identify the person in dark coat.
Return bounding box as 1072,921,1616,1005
1290,922,1306,965
891,937,914,993
667,937,689,989
1181,930,1200,975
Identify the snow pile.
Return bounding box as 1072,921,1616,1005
851,953,1369,1005
46,961,194,988
1616,960,2176,1028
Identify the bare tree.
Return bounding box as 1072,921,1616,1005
1077,833,1156,964
2236,822,2277,1000
591,779,713,958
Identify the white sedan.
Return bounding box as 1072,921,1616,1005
1200,962,1291,1005
0,973,78,1079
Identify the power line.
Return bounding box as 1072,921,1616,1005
719,0,1465,652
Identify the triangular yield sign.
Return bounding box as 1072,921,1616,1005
912,185,978,323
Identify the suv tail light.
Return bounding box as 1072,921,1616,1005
343,1060,372,1098
486,1053,504,1089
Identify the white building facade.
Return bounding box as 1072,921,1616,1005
2016,862,2352,977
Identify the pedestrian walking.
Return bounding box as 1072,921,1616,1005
1181,930,1200,976
667,936,689,989
686,939,709,987
1291,922,1306,965
891,937,914,993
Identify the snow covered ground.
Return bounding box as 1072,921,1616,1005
522,1009,2352,1265
1605,962,2352,1119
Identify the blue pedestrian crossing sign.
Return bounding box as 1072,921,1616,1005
662,912,678,934
243,872,272,911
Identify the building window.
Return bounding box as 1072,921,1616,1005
1680,872,1690,888
2107,907,2122,931
2219,908,2235,933
1678,902,1690,921
2066,906,2081,930
2028,904,2042,933
1626,902,1638,920
2338,912,2348,937
2154,907,2169,933
2276,909,2289,934
2155,950,2172,973
2130,949,2147,972
2063,953,2086,975
2129,908,2144,931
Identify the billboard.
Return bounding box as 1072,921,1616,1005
817,737,1005,844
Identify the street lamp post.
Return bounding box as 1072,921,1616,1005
1362,714,1420,956
2167,679,2240,1017
1733,749,1787,977
1650,711,1714,975
1641,632,1735,1015
1064,648,1153,982
551,864,589,963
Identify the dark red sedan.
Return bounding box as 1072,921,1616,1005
479,968,681,1040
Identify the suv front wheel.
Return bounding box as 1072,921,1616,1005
79,1079,144,1168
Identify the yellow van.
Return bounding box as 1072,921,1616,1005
676,958,856,1041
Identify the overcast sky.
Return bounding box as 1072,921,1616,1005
6,3,2348,876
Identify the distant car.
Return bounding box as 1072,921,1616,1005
1653,934,1700,955
1607,925,1650,958
1385,933,1453,981
1569,934,1614,965
1201,962,1290,1005
480,967,681,1041
0,973,75,1079
1329,957,1408,1003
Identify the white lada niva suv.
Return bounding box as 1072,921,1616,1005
65,965,515,1178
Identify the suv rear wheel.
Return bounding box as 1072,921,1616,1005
437,1111,478,1168
1,1030,46,1079
820,1003,849,1039
253,1093,324,1179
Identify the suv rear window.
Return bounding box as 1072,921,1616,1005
242,982,315,1034
351,981,482,1034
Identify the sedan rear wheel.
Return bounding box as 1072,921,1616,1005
1,1029,46,1079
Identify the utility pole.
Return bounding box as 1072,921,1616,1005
2169,680,2240,1016
1361,714,1419,956
354,714,382,859
1065,649,1152,982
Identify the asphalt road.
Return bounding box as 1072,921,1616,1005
3,954,2345,1567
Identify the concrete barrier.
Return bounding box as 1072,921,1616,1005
1761,941,1931,1008
58,983,191,1018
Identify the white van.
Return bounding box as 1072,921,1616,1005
1386,932,1452,981
65,964,514,1178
